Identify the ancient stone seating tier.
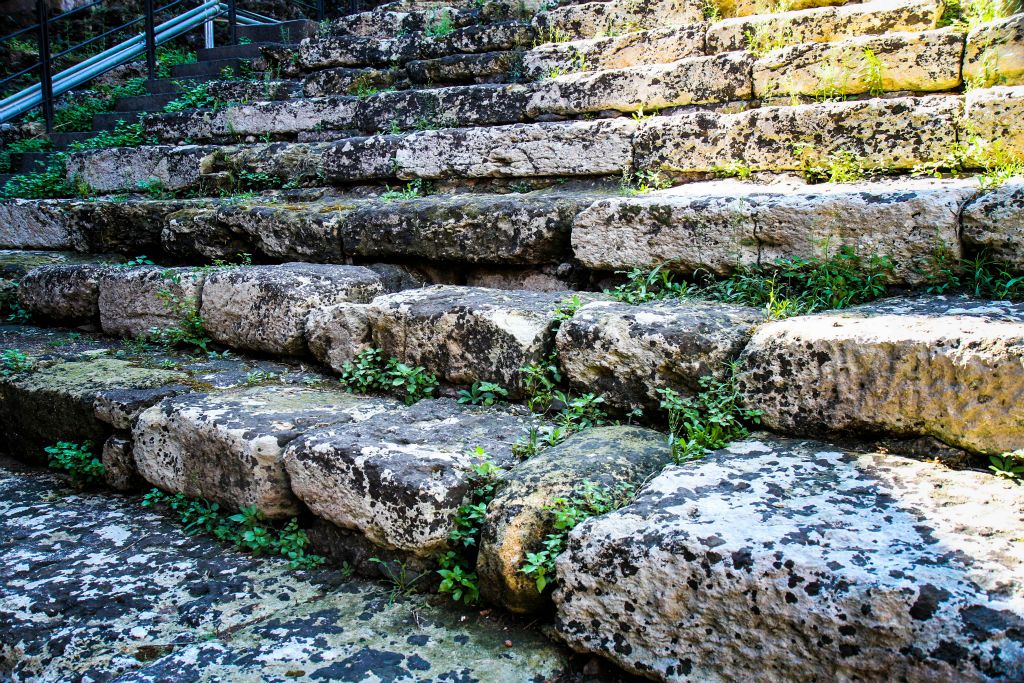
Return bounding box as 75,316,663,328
0,0,1023,679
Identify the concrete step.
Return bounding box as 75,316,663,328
197,42,279,61
237,19,318,44
171,58,264,79
91,110,144,131
9,151,56,173
113,92,178,113
49,131,95,150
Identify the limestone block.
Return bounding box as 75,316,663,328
964,85,1024,162
101,435,144,492
18,263,105,325
304,302,372,371
556,299,764,410
477,426,671,613
200,263,384,355
534,0,704,41
964,12,1024,87
64,145,214,194
283,398,536,555
555,436,1024,681
961,178,1024,269
98,266,206,339
737,296,1024,454
0,199,74,249
132,386,396,518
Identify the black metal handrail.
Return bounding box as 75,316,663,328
0,0,106,46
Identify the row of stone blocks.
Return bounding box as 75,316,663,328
149,8,1024,144
14,258,1024,456
1,316,1022,681
4,177,1024,282
62,89,1024,194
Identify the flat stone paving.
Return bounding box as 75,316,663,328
0,459,576,682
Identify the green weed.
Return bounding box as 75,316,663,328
45,440,104,487
989,450,1024,483
0,348,32,376
338,348,438,404
457,381,510,406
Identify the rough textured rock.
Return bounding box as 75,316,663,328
132,386,397,518
302,65,402,97
98,266,205,339
572,178,975,283
200,263,385,355
535,0,703,40
738,296,1024,454
556,299,764,411
964,12,1024,87
395,118,636,178
101,434,143,491
283,398,536,555
0,199,75,249
361,285,601,394
17,263,105,325
707,0,943,53
714,0,848,18
478,426,671,614
406,50,515,84
304,302,373,371
0,355,185,463
965,85,1024,159
961,179,1024,269
64,145,214,194
521,25,706,79
554,436,1024,682
636,95,960,173
527,52,753,115
753,28,963,98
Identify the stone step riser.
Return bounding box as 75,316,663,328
11,262,1024,456
2,178,1020,281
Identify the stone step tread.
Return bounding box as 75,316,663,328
0,459,568,681
554,434,1024,681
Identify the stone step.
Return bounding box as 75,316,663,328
91,110,144,131
113,92,178,113
0,458,569,681
65,93,1001,195
236,19,318,44
8,150,54,173
2,177,1020,286
532,0,705,42
554,435,1024,680
737,295,1024,455
325,4,492,39
196,42,280,61
171,57,264,79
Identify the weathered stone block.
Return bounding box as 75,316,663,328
535,0,703,40
635,95,961,173
527,51,753,116
556,299,764,410
361,285,599,394
101,435,144,492
521,25,706,79
478,426,671,614
961,178,1024,269
132,386,396,518
571,178,975,283
64,145,214,194
395,118,636,178
0,199,74,249
406,50,514,84
283,398,535,555
18,263,105,325
738,296,1024,454
707,0,942,53
304,302,372,371
753,28,963,99
964,12,1024,87
200,263,385,355
301,65,401,97
965,85,1024,161
98,267,205,339
555,436,1024,681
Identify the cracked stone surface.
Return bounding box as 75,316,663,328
0,459,571,682
554,436,1024,682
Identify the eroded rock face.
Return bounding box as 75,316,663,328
98,266,206,339
361,285,599,394
554,437,1024,682
101,435,144,492
535,0,703,40
965,85,1024,159
0,199,75,249
283,398,536,555
200,263,385,355
571,178,975,283
304,302,372,371
64,145,214,194
636,95,960,173
132,386,397,518
478,426,671,614
964,12,1024,87
753,28,963,99
961,179,1024,269
18,263,106,325
556,299,764,411
738,296,1024,454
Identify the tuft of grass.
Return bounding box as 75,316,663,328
425,10,456,37
744,21,794,58
619,168,672,195
1,348,33,375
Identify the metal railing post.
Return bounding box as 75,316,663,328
143,0,158,80
227,0,237,44
35,0,55,134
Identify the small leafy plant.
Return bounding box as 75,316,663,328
338,348,438,404
0,348,32,375
457,381,510,406
143,489,325,568
148,270,212,352
45,440,104,487
989,450,1024,483
607,264,691,304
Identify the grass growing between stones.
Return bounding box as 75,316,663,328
142,489,326,569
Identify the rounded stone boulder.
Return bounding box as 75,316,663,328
477,425,671,614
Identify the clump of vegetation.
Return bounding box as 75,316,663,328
425,9,456,37
436,449,503,604
658,364,761,464
457,381,509,406
155,45,197,79
989,449,1024,483
0,136,52,174
45,440,104,488
380,178,426,201
940,0,1022,29
520,480,635,593
25,78,147,132
744,21,794,57
142,489,325,569
0,153,73,199
609,245,894,319
1,348,32,376
921,247,1024,300
713,160,753,180
164,81,234,113
69,120,157,150
619,168,672,195
148,270,212,352
338,348,439,404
